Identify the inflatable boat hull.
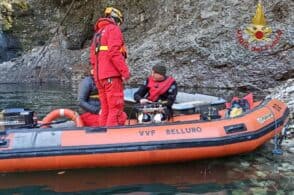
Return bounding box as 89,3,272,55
0,99,289,172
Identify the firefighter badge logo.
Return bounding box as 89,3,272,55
236,2,282,52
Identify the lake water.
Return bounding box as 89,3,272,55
0,83,78,118
0,83,292,194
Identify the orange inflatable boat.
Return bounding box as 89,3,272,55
0,98,289,172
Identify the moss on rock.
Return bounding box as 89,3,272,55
0,0,29,31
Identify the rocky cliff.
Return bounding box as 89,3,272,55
0,0,293,134
0,0,293,88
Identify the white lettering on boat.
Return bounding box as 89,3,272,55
139,130,156,136
257,113,273,124
166,127,202,135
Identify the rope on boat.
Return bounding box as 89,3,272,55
265,105,283,155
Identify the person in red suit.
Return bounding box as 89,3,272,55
90,7,130,126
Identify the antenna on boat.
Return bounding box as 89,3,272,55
266,105,284,155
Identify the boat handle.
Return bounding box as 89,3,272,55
86,127,107,133
224,123,247,134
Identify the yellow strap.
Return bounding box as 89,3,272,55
90,94,99,99
99,45,126,53
99,46,108,51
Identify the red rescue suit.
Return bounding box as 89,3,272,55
80,112,100,127
147,76,175,102
90,18,130,126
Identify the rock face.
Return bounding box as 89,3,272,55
0,0,293,87
268,79,294,123
0,0,292,88
0,0,292,145
0,31,21,63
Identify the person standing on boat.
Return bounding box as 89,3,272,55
78,69,100,127
90,7,130,126
134,65,178,119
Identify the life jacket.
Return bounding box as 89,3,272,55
99,45,127,58
226,93,254,118
147,76,175,102
89,86,99,101
90,18,130,80
92,26,127,58
226,93,254,110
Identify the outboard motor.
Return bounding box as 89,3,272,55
0,108,36,129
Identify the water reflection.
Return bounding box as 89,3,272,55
0,147,291,194
0,161,232,192
0,159,257,193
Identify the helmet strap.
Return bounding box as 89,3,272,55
112,16,122,25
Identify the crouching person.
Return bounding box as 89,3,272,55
78,73,100,127
134,65,177,121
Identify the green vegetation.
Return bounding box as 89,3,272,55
0,0,28,31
